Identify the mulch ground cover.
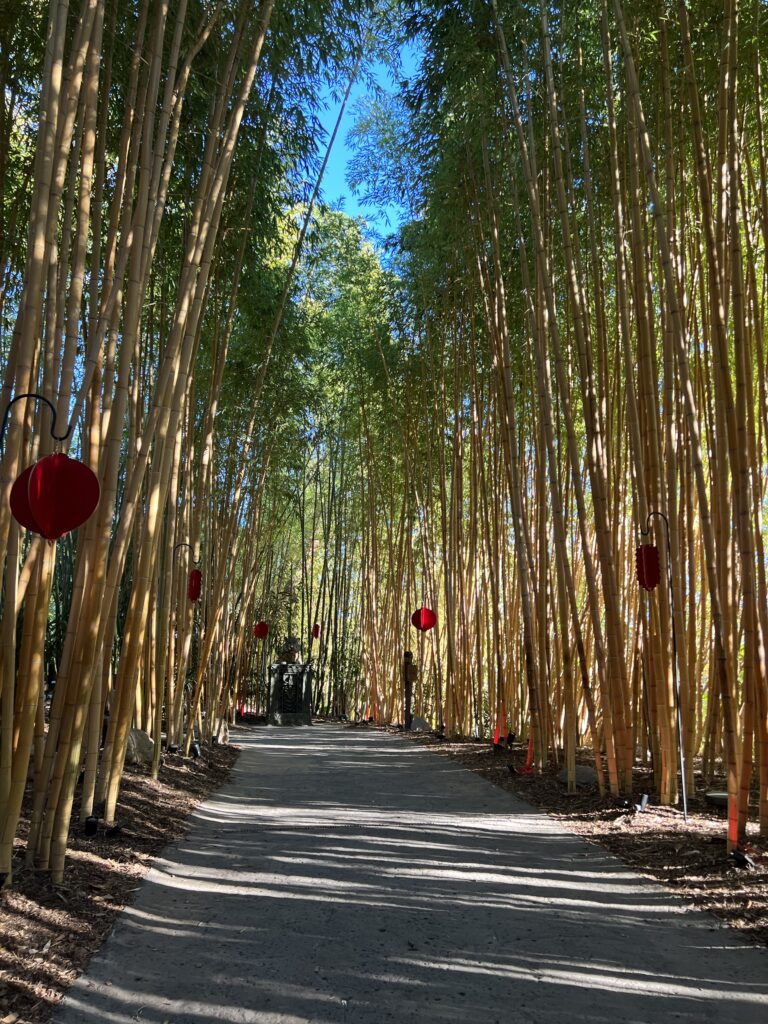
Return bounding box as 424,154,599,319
387,725,768,950
0,742,239,1024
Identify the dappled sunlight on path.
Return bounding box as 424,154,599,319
54,726,768,1023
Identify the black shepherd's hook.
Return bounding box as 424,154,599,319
172,541,201,566
0,393,73,452
640,509,670,539
641,510,688,822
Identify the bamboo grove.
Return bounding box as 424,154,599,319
348,0,768,845
1,0,767,890
0,0,373,884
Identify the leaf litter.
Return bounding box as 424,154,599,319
0,743,239,1024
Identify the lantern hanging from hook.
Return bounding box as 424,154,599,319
635,543,661,591
4,394,100,541
10,453,100,541
411,606,437,632
187,568,202,602
254,621,269,639
172,542,202,602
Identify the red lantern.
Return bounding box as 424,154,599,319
636,544,661,591
188,568,202,602
254,621,269,639
411,606,437,632
10,464,40,533
10,453,100,540
312,622,320,639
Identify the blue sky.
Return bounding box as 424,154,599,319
315,45,420,233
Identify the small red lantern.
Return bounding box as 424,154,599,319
411,606,437,632
254,621,269,639
312,622,320,639
636,544,661,591
187,568,202,602
10,453,100,540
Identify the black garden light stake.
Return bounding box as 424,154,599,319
637,511,688,821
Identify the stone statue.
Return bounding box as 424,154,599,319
268,636,313,726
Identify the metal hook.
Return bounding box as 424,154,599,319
0,393,73,452
172,541,200,565
641,509,670,538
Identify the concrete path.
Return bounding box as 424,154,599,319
55,725,768,1024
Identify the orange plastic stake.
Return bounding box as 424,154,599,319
728,795,739,848
519,734,535,774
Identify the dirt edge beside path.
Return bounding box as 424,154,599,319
375,725,768,949
0,742,240,1024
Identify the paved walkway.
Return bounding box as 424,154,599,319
55,725,768,1023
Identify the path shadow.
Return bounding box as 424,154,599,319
55,725,768,1024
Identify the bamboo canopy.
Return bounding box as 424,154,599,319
1,0,767,888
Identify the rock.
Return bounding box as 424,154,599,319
212,718,230,744
557,765,598,788
705,790,728,808
125,728,155,765
410,716,429,732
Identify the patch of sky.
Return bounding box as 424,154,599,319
314,39,421,240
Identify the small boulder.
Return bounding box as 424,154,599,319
212,718,230,744
125,728,155,765
557,765,598,788
410,716,429,732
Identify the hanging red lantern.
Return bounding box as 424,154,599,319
411,606,437,632
312,622,320,639
254,621,269,639
10,463,40,533
10,453,100,540
636,544,661,591
188,568,202,602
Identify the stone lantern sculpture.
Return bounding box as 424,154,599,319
268,636,313,726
